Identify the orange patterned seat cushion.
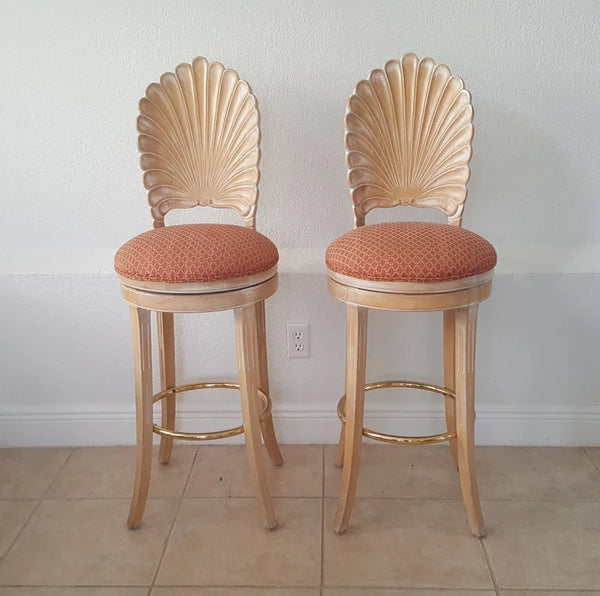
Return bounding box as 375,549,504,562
326,222,496,283
114,224,278,284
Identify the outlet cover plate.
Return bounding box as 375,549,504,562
287,323,310,358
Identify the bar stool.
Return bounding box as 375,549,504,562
114,57,283,530
326,54,497,536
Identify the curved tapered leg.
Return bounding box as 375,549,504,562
127,306,154,529
334,425,345,467
455,305,486,537
255,300,284,466
334,305,368,534
157,312,176,465
443,310,458,469
235,303,278,530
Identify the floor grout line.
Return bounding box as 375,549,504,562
583,446,600,474
9,495,600,503
0,583,551,590
498,590,600,594
150,445,199,587
0,584,152,590
0,497,40,568
41,447,74,499
317,588,500,593
479,536,501,595
0,448,75,566
320,444,326,594
5,495,600,503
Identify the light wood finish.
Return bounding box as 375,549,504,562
118,265,277,294
328,276,491,312
443,309,458,468
234,304,278,529
455,305,486,537
330,55,492,537
328,269,493,294
139,57,260,228
333,305,368,534
119,58,282,530
120,273,278,314
346,53,473,227
157,312,176,464
334,425,345,467
256,300,284,466
127,306,153,529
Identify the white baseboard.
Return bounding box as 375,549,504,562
1,404,600,447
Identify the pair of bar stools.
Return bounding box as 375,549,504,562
114,54,497,536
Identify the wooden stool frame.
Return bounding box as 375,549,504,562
117,57,283,531
121,277,283,530
328,54,495,537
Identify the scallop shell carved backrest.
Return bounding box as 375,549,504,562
138,57,260,228
346,53,474,227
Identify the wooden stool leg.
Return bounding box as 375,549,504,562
334,425,345,467
235,303,278,530
127,306,154,529
455,305,486,537
157,312,176,465
334,305,368,534
255,300,284,466
443,309,458,469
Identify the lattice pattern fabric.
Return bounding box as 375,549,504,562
326,222,496,283
115,224,278,283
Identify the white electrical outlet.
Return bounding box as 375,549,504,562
287,323,310,358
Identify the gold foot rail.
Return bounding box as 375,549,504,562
337,380,456,445
152,382,271,441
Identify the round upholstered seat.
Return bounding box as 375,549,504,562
326,222,496,284
115,223,279,285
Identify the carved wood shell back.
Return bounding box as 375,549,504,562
345,53,474,227
137,57,260,228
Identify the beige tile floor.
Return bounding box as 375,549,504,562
1,445,600,595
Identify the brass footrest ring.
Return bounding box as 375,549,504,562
152,382,271,441
337,380,456,445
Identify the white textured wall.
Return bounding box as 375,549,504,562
1,0,599,446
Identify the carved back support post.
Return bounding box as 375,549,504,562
137,57,260,229
345,53,474,228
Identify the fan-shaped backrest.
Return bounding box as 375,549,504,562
137,57,260,228
345,53,473,227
